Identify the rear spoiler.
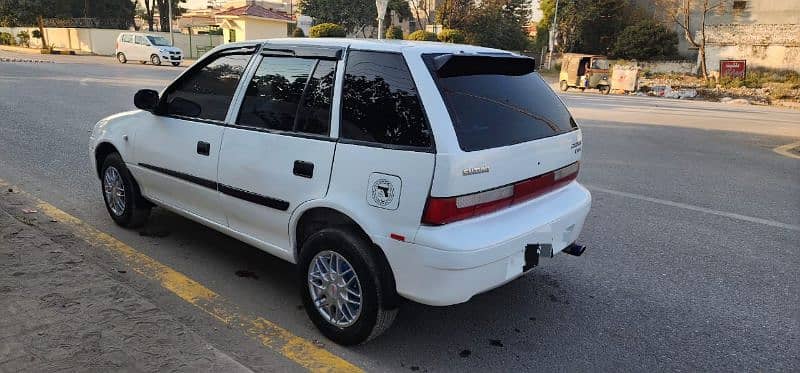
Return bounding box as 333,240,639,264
433,53,536,78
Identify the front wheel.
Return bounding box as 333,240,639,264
559,80,568,91
150,54,161,66
599,85,611,95
299,228,398,345
100,153,151,228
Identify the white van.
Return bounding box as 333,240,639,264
116,32,183,66
89,39,591,345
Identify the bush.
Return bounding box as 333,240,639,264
16,30,30,47
292,27,305,37
0,32,15,45
32,29,42,39
406,30,437,41
611,20,678,60
385,25,403,40
309,23,345,38
437,29,465,44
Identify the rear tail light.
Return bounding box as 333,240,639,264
422,162,579,225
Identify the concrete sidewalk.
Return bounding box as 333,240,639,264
0,203,252,372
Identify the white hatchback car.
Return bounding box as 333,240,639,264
89,39,591,345
116,32,183,66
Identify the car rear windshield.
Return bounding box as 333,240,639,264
423,54,577,152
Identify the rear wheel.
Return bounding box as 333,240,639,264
150,54,161,66
299,228,397,345
559,80,568,91
599,85,610,95
100,153,150,228
117,52,127,63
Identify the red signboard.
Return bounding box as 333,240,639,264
720,60,746,78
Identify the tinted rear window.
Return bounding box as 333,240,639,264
423,54,576,152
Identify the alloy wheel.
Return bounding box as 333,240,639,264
103,166,126,216
307,250,363,328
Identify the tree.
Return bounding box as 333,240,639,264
0,0,135,29
657,0,727,80
611,19,679,60
407,0,430,31
406,29,436,41
299,0,373,35
385,0,412,27
309,22,346,37
438,28,465,43
534,0,643,55
141,0,155,31
385,25,403,39
157,0,186,32
436,0,471,29
462,0,530,51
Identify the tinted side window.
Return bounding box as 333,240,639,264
237,57,335,136
121,34,132,43
341,51,431,148
135,35,147,45
295,60,336,135
163,53,251,121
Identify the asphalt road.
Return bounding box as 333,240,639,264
1,51,799,372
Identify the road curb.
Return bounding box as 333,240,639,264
773,141,800,159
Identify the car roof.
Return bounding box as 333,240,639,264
224,38,512,55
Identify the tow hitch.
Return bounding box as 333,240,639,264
563,243,587,257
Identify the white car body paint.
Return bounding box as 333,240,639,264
116,32,183,64
90,39,592,307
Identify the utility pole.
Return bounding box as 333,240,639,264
547,0,559,69
168,0,175,46
376,0,388,40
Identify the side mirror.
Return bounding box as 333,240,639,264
134,89,159,112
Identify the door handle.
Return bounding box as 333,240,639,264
196,141,210,156
293,160,314,178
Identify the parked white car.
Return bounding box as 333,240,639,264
89,39,591,345
115,32,183,66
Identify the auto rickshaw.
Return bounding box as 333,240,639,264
559,53,611,94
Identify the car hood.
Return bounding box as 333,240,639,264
155,46,182,53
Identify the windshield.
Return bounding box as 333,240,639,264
423,54,577,152
591,58,610,69
147,36,171,46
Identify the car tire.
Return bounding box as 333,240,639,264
150,54,161,66
299,228,398,345
559,80,568,91
117,52,127,63
100,153,151,228
171,62,180,67
599,85,611,95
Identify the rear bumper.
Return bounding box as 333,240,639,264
377,181,591,306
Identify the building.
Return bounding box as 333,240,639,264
217,3,292,43
644,0,800,72
702,0,800,72
216,4,293,43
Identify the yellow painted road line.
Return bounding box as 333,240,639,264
0,178,362,373
773,141,800,159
